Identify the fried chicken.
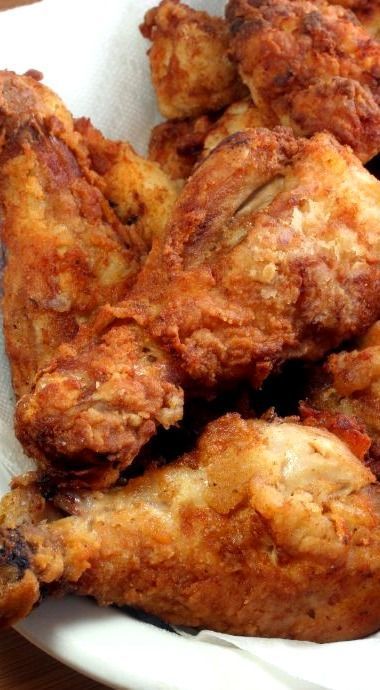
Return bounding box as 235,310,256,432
148,98,269,180
0,72,139,398
226,0,380,162
140,0,247,119
148,114,217,180
75,117,178,253
15,306,184,488
330,0,380,38
309,321,380,471
16,128,380,485
2,413,380,641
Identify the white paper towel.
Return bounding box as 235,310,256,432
0,1,379,689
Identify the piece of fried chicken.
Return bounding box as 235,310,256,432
309,321,380,471
226,0,380,162
0,71,140,398
330,0,380,38
140,0,247,119
149,98,269,180
75,117,178,255
15,128,380,486
2,413,380,641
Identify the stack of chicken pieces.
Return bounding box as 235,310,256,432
2,0,380,642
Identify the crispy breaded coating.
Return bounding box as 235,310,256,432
0,72,137,398
330,0,380,38
140,0,247,119
75,118,178,253
16,128,380,484
15,306,184,488
2,414,380,641
148,114,216,180
142,128,380,385
227,0,380,161
310,321,380,465
148,99,270,180
202,97,271,156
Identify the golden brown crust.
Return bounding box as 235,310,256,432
202,97,271,157
0,74,138,397
143,128,380,385
15,308,184,488
330,0,380,38
227,0,380,161
2,415,380,640
16,127,380,483
309,321,380,459
75,117,178,252
141,0,247,119
148,114,216,180
148,99,271,180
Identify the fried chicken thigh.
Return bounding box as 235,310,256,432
15,128,380,485
227,0,380,162
0,72,138,397
140,0,247,119
2,414,380,641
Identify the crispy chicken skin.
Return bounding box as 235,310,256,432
2,414,380,641
75,117,178,254
148,113,217,180
226,0,380,162
140,0,247,119
15,128,380,484
310,321,380,464
331,0,380,38
148,98,269,180
15,306,184,488
0,72,138,397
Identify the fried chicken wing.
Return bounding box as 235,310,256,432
75,117,178,253
0,72,139,398
140,0,247,119
2,414,380,641
16,128,380,485
227,0,380,162
310,321,380,469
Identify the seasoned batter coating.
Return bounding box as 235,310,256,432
310,321,380,466
148,114,217,180
140,0,246,119
16,128,380,484
75,117,178,254
330,0,380,38
148,98,269,180
227,0,380,161
2,414,380,641
0,72,137,397
15,307,184,488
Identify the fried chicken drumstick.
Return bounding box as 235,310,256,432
15,127,380,486
2,413,380,641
